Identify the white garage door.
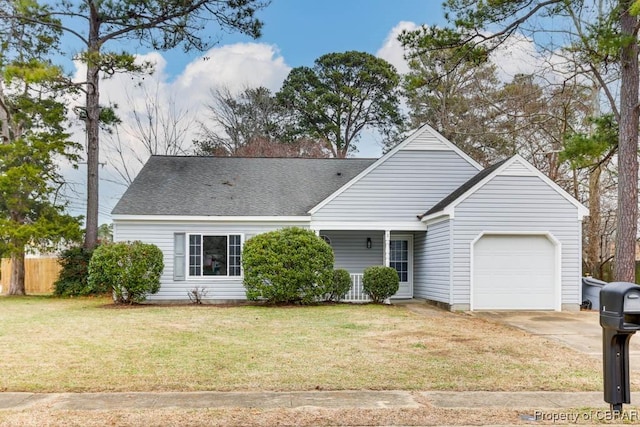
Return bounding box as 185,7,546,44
473,235,557,310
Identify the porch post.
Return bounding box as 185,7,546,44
384,230,390,267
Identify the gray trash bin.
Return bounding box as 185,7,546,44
582,277,607,310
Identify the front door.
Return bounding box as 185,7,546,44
389,234,413,298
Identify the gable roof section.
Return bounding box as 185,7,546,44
308,124,483,214
112,156,376,217
419,154,589,222
419,159,509,219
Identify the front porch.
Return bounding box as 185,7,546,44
316,229,422,302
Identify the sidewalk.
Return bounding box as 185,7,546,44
1,390,637,411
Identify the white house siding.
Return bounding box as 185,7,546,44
500,160,531,176
450,175,582,310
415,220,451,303
321,230,384,273
413,231,427,298
113,220,310,301
405,127,457,150
312,150,479,223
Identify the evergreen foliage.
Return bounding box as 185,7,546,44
0,2,82,294
278,51,403,157
363,266,399,303
88,241,164,304
325,269,352,302
242,227,334,304
54,247,103,296
1,0,268,249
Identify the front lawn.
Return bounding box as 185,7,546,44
0,297,601,392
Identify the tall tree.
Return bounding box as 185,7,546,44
400,31,506,165
563,114,618,279
0,1,82,295
105,82,194,185
195,86,288,156
404,0,639,282
616,0,639,282
495,74,591,184
277,51,403,158
2,0,267,249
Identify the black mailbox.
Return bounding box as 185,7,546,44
600,282,640,411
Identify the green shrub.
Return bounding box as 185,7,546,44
54,246,106,296
242,227,334,304
363,266,399,303
88,241,164,304
325,269,352,302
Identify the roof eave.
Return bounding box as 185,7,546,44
112,214,313,222
419,210,453,225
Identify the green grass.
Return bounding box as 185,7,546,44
0,296,603,392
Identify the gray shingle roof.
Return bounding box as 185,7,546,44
112,156,376,216
418,158,509,219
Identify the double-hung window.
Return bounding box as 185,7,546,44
188,234,242,277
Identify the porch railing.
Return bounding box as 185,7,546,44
341,273,371,303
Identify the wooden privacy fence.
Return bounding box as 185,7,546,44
0,257,61,294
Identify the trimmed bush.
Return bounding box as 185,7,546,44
362,265,399,303
242,227,334,304
88,241,164,304
54,246,106,296
325,269,352,302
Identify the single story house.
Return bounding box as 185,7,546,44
112,124,588,310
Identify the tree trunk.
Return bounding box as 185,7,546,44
83,8,101,250
0,81,11,143
8,251,26,295
614,1,639,283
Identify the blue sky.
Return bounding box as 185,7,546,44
156,0,445,76
226,0,442,65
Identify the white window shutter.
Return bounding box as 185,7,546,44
174,233,186,281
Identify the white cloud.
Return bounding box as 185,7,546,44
490,34,543,82
64,43,292,223
375,21,419,74
488,33,574,86
374,23,562,85
175,43,290,105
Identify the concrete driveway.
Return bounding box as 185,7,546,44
474,310,640,373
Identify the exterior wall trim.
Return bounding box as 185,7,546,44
468,231,562,312
448,220,455,305
422,213,453,226
311,221,427,231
